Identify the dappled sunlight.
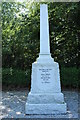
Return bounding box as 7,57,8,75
1,90,78,118
1,105,6,109
7,108,13,112
1,91,28,118
16,0,35,3
16,111,21,115
69,113,73,118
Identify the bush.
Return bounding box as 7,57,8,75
60,66,79,88
2,67,79,90
2,68,31,89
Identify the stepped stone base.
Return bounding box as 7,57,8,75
25,103,67,114
25,92,67,114
25,4,67,115
25,57,67,114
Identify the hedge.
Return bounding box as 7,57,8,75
2,67,79,89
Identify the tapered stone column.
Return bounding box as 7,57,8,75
37,4,53,63
40,4,50,54
25,4,67,114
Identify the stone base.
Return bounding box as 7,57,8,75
25,56,67,114
25,92,67,114
25,104,67,115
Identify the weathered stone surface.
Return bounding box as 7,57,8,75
25,103,67,114
25,4,67,114
27,92,64,104
30,62,61,93
1,90,79,118
25,62,67,114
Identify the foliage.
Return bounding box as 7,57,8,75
2,2,40,70
48,3,79,67
2,68,31,88
2,2,79,70
2,67,79,89
60,66,79,88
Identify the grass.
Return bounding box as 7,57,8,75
2,66,79,90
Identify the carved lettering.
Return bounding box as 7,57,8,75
39,68,52,84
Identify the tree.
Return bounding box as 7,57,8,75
2,2,79,69
48,2,79,67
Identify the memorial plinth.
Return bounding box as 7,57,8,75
25,4,67,114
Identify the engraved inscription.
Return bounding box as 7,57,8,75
39,68,52,84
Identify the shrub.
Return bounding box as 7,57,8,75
2,68,31,89
2,67,79,90
60,66,79,88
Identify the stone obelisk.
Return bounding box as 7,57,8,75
25,4,67,114
40,3,50,54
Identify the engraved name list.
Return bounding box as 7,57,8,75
39,68,52,84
